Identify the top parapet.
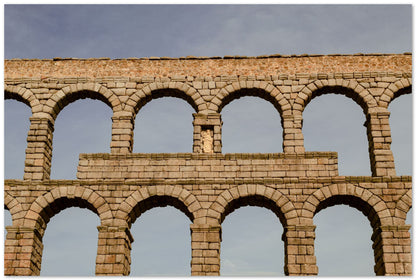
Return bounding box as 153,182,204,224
5,53,412,78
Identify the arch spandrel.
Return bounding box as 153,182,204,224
125,82,201,116
43,83,120,120
295,81,377,115
210,185,297,226
214,81,290,116
115,186,201,227
23,186,113,235
4,192,25,227
303,184,392,228
394,189,412,224
5,85,42,113
382,78,412,108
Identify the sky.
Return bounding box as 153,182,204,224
3,3,413,277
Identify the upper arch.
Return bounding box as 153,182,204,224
394,189,412,223
303,184,392,228
4,192,24,226
382,78,412,108
23,186,113,235
396,189,412,214
115,185,202,227
214,81,289,116
5,85,42,113
209,185,297,226
43,83,121,120
125,82,201,115
295,80,377,115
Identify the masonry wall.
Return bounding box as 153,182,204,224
77,153,339,180
4,53,412,276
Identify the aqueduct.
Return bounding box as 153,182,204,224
4,53,412,276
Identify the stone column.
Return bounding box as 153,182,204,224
24,116,54,180
4,226,43,276
192,113,222,154
282,114,305,153
110,112,135,153
95,226,134,276
365,111,396,176
282,225,318,276
372,225,412,276
190,224,221,276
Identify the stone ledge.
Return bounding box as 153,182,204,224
4,71,412,84
4,176,412,188
6,52,411,62
78,152,338,160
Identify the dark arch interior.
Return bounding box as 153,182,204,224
128,195,194,227
221,195,286,226
36,197,99,236
54,90,113,119
219,88,283,115
134,89,198,115
315,195,381,229
389,86,412,105
5,90,32,108
307,86,368,115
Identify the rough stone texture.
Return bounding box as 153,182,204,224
4,53,412,276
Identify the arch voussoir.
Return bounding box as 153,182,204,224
44,83,118,119
305,184,392,227
127,81,200,114
215,81,285,115
116,186,200,225
24,186,112,230
5,85,41,113
214,185,296,226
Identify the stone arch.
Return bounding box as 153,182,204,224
381,78,412,108
4,85,42,113
125,82,201,116
208,185,297,226
115,185,202,227
303,184,392,228
295,80,377,115
394,189,412,223
214,81,290,116
43,83,121,120
23,186,113,236
4,192,24,226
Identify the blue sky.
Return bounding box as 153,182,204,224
3,4,413,277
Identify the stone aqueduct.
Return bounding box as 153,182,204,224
4,54,412,276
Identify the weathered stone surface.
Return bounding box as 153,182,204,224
4,53,412,276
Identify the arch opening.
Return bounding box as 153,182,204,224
221,96,283,153
306,86,369,114
303,94,370,175
51,89,114,120
221,194,287,227
4,208,13,241
5,90,32,108
315,204,374,276
51,99,112,179
390,85,412,104
127,195,194,227
133,96,194,153
34,196,100,236
388,92,412,175
130,206,191,276
221,206,285,276
315,195,381,229
219,88,283,115
134,88,198,115
40,207,99,276
5,99,32,179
